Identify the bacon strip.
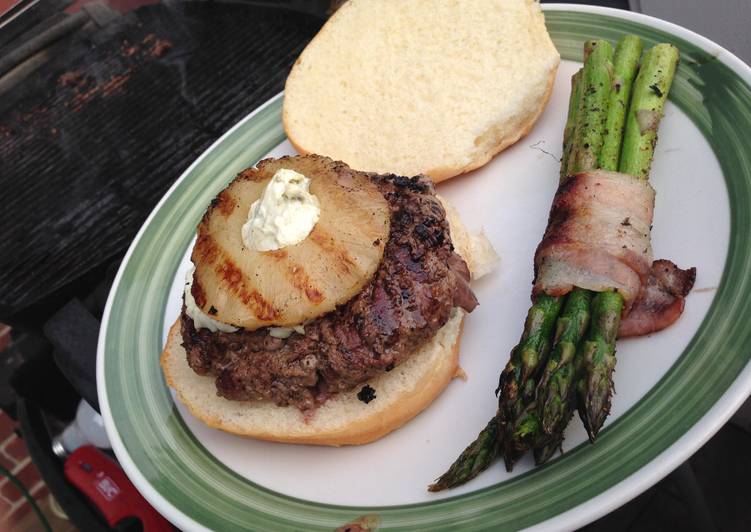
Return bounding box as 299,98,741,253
618,260,696,337
534,170,655,310
533,170,695,337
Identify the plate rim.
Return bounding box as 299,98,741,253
97,4,751,531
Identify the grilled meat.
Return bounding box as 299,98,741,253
181,171,477,411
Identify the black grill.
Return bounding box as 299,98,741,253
0,2,321,317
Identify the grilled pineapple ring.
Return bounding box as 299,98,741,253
191,156,390,330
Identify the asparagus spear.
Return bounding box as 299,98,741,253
428,417,500,492
504,41,616,468
561,70,583,179
534,37,644,452
502,42,615,463
567,40,614,174
536,291,624,455
533,408,575,465
495,294,563,418
500,40,612,464
495,294,562,468
619,44,680,178
537,289,593,434
491,67,583,470
578,43,679,440
508,289,592,466
599,36,643,171
429,293,563,489
576,291,623,440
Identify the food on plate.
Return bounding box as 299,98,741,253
189,156,390,331
161,155,498,445
430,37,695,491
282,0,560,182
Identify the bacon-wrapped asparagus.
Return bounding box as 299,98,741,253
576,42,681,440
430,36,693,491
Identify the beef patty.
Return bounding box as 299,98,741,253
181,171,477,411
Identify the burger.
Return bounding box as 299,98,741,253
161,155,496,445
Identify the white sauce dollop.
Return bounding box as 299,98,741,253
183,267,238,333
241,168,320,251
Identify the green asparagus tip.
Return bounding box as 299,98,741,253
503,448,524,473
428,417,501,492
583,372,615,442
534,438,562,465
577,291,622,442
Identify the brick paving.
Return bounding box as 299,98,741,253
0,406,48,528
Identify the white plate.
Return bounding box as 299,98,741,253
98,6,751,530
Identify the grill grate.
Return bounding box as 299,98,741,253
0,3,321,317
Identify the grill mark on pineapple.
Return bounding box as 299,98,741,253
191,276,207,308
194,230,280,320
309,227,357,275
285,263,325,304
216,258,279,320
193,232,220,264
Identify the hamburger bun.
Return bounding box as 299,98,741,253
161,200,498,446
282,0,560,182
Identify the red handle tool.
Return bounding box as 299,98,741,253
64,445,173,531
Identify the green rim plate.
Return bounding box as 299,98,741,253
98,6,751,531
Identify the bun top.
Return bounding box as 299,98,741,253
283,0,560,182
191,155,390,330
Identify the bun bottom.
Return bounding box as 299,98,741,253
160,310,465,446
160,195,495,446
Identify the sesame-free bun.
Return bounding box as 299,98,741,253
160,201,498,446
282,0,560,182
161,308,463,446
